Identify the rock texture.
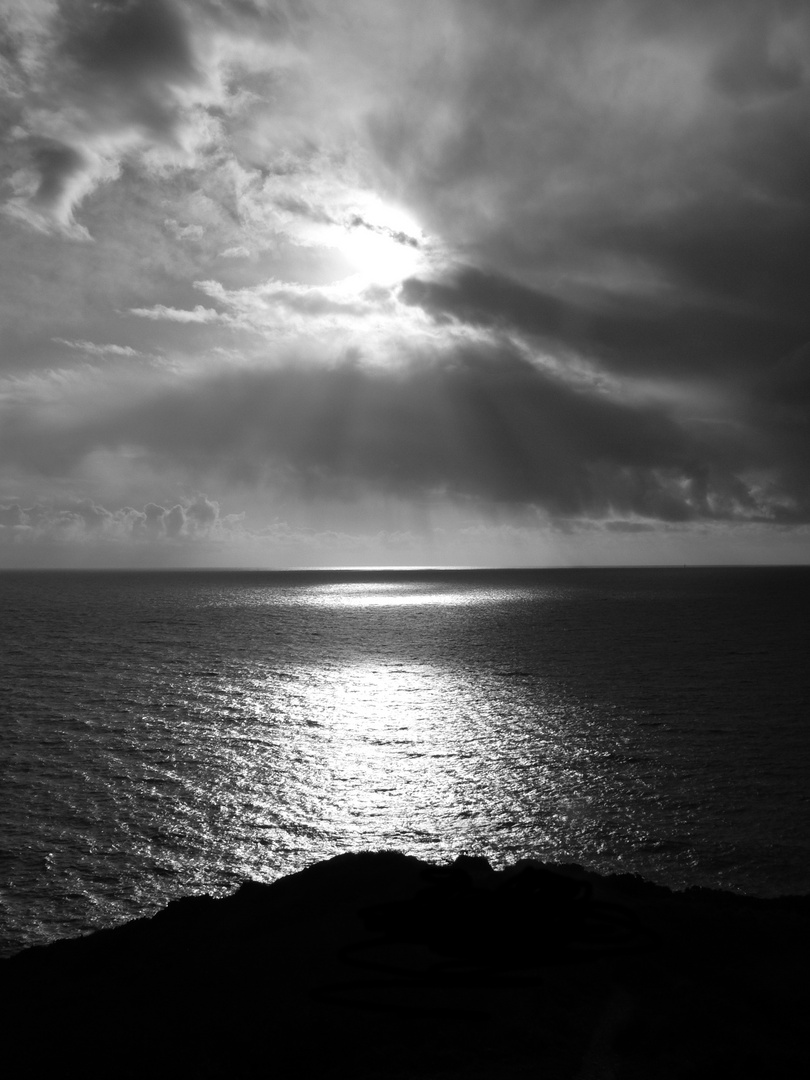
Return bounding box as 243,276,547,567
2,851,808,1078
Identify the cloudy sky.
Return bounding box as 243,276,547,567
2,0,810,568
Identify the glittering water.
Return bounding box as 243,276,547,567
1,567,808,957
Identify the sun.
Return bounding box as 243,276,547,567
333,199,427,285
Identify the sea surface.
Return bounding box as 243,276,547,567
1,566,808,958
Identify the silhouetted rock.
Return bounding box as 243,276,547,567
1,852,808,1078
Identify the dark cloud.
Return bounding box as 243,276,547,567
59,0,196,88
371,0,810,381
348,215,419,249
191,0,301,35
744,342,810,515
268,202,421,252
0,13,27,136
400,264,804,380
401,269,603,359
0,13,20,62
1,342,800,523
756,343,810,414
4,0,203,235
584,193,810,329
710,21,805,101
273,195,336,226
30,140,88,213
55,0,200,138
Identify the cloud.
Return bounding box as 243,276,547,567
128,303,223,323
24,140,89,216
125,280,394,334
219,244,250,259
2,0,208,236
347,213,420,249
52,338,143,358
3,0,810,566
164,217,205,241
193,277,390,326
710,16,806,101
400,263,804,382
1,335,804,525
365,0,810,338
0,493,240,548
3,138,108,240
0,492,438,568
58,0,197,93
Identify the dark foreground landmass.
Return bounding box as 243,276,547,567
2,852,808,1078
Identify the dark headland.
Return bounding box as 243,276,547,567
2,852,808,1078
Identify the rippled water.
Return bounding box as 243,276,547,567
1,567,809,957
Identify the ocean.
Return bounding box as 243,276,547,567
1,566,808,958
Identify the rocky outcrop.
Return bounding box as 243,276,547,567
2,852,808,1078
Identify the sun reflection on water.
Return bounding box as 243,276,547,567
300,581,499,609
123,576,666,895
291,658,467,849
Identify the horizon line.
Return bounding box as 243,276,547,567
2,562,810,573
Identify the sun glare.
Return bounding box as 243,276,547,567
333,200,427,285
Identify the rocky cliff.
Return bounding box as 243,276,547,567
2,852,807,1078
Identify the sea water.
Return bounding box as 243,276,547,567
1,566,808,957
